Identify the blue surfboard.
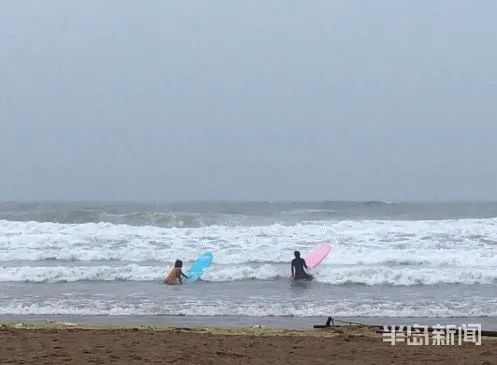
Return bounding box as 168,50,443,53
185,252,213,283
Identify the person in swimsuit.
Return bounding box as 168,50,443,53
291,251,313,281
164,259,189,285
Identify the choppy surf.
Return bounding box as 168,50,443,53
1,201,497,317
1,217,497,286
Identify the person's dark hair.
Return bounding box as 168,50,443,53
175,259,183,268
294,251,300,258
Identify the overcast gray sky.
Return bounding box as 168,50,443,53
1,1,496,201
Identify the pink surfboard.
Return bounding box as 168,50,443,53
304,243,331,268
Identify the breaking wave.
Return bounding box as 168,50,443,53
2,264,497,286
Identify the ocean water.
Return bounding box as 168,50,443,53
1,201,497,318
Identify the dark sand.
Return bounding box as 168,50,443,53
1,324,497,364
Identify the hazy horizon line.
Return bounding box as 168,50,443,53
2,199,497,204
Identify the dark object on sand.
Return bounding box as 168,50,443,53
314,317,367,329
313,317,497,337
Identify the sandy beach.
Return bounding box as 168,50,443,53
1,323,496,365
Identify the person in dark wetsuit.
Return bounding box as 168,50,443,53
291,251,313,281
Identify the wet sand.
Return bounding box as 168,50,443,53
4,314,497,331
1,324,497,364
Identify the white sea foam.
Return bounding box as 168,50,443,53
1,218,497,286
3,209,497,318
2,297,497,317
2,263,497,286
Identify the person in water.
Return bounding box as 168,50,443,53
291,251,313,281
164,259,190,285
